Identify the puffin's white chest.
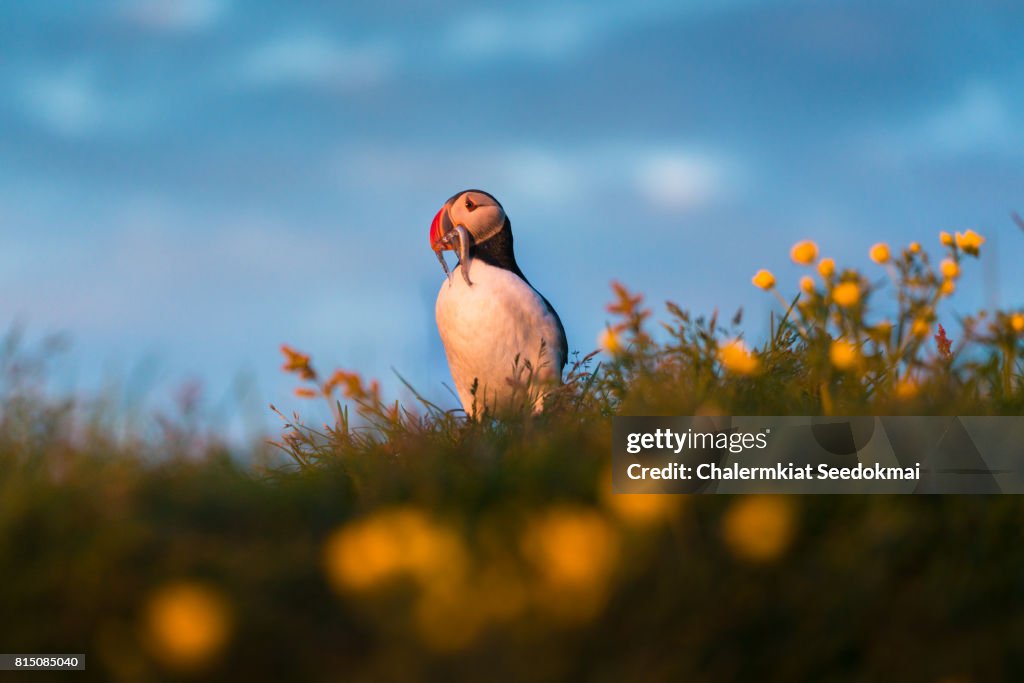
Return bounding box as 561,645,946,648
435,260,563,415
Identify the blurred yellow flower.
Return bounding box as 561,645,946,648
940,258,960,279
912,318,930,337
894,378,919,400
869,243,890,264
817,257,835,278
718,339,760,376
606,492,683,527
721,496,795,563
1011,313,1024,334
790,240,818,265
909,241,921,254
293,387,318,399
601,470,685,527
521,507,619,623
144,582,232,671
752,269,776,290
832,281,860,308
323,508,467,594
955,229,985,255
940,231,954,247
940,280,955,297
829,339,860,371
799,275,815,294
598,327,623,355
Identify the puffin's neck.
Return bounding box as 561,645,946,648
469,218,527,281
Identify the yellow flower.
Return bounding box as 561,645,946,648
1011,313,1024,334
718,339,760,375
323,508,468,594
909,241,921,254
817,257,835,278
752,269,776,290
144,582,232,670
790,240,818,265
598,327,623,355
955,229,985,255
939,279,955,297
721,496,795,563
799,275,815,294
940,231,954,247
894,379,919,400
940,258,960,279
600,470,684,527
911,318,930,337
829,339,860,371
869,243,890,264
521,507,619,623
832,281,860,308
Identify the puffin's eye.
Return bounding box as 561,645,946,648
464,197,476,211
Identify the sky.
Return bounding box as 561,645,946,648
2,0,1023,432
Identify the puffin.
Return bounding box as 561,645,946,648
429,189,568,416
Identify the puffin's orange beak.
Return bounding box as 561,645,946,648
430,206,452,251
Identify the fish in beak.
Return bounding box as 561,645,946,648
430,204,474,286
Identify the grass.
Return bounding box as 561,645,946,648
0,231,1022,682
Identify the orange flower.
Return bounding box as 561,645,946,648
598,327,623,355
869,243,890,264
718,339,760,375
521,507,619,622
817,258,835,278
1011,313,1024,334
751,269,776,290
144,582,232,670
790,240,818,265
894,379,919,400
722,496,795,563
832,281,860,308
940,258,960,279
829,339,860,371
954,229,985,256
280,344,315,380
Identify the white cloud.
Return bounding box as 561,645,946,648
857,80,1022,167
445,9,589,61
922,82,1016,154
234,33,397,89
16,63,160,138
330,142,733,215
441,0,763,64
119,0,229,33
19,65,105,137
635,152,724,210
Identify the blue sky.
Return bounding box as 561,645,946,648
2,0,1023,429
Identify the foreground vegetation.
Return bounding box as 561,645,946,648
1,232,1022,682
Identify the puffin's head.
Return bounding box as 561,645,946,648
429,189,506,253
429,190,507,286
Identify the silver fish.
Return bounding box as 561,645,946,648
435,249,453,285
454,225,473,286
